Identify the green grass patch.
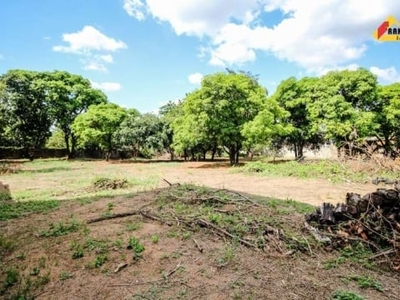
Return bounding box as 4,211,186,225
236,159,400,183
0,200,59,220
39,219,82,237
331,290,365,300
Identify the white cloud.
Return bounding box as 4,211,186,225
0,54,3,60
370,66,400,84
53,26,126,54
90,81,122,92
188,72,203,84
125,0,400,73
123,0,146,20
318,63,360,76
127,0,262,37
53,26,126,72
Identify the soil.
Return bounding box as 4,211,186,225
1,160,399,300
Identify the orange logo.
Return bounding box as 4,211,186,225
373,16,400,41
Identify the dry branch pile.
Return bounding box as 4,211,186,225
306,185,400,270
91,177,128,190
87,185,304,254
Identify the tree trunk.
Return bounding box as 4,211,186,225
228,144,240,165
69,134,78,159
211,147,216,161
64,133,71,158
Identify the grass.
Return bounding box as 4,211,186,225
342,275,383,292
331,290,365,300
0,200,60,221
39,219,83,237
236,159,400,183
323,243,376,270
1,159,161,205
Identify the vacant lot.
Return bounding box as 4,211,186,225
1,158,400,299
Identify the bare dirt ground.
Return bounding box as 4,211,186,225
147,161,377,206
1,159,399,300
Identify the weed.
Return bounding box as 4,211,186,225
59,271,73,281
126,222,142,232
343,275,383,292
0,235,15,253
94,255,108,268
216,245,236,267
39,219,81,237
151,234,159,243
331,290,365,300
38,256,46,268
181,231,191,240
128,237,145,261
4,267,19,288
72,245,84,259
166,230,178,238
84,238,109,254
113,239,124,249
324,243,375,270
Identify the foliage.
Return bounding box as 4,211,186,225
114,112,165,158
308,68,379,155
268,76,324,158
128,237,145,261
72,102,127,160
42,70,107,158
39,219,82,237
0,70,53,158
331,290,365,300
172,71,271,165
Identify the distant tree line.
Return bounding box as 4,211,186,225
1,68,399,164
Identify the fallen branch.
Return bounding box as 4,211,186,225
87,211,140,224
195,218,257,248
164,261,182,278
163,178,180,186
140,210,173,226
192,238,203,253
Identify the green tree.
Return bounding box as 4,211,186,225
308,68,379,156
158,100,182,160
269,76,323,158
114,112,165,158
172,71,269,165
0,70,53,159
72,103,127,160
41,71,107,158
379,83,400,156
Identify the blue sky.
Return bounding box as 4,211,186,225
1,0,400,114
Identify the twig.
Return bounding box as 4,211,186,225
163,178,173,186
164,261,182,278
140,210,173,226
163,178,180,186
368,248,395,260
216,189,261,207
195,218,257,248
192,238,203,253
87,211,140,224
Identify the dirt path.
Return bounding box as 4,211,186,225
153,161,378,206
